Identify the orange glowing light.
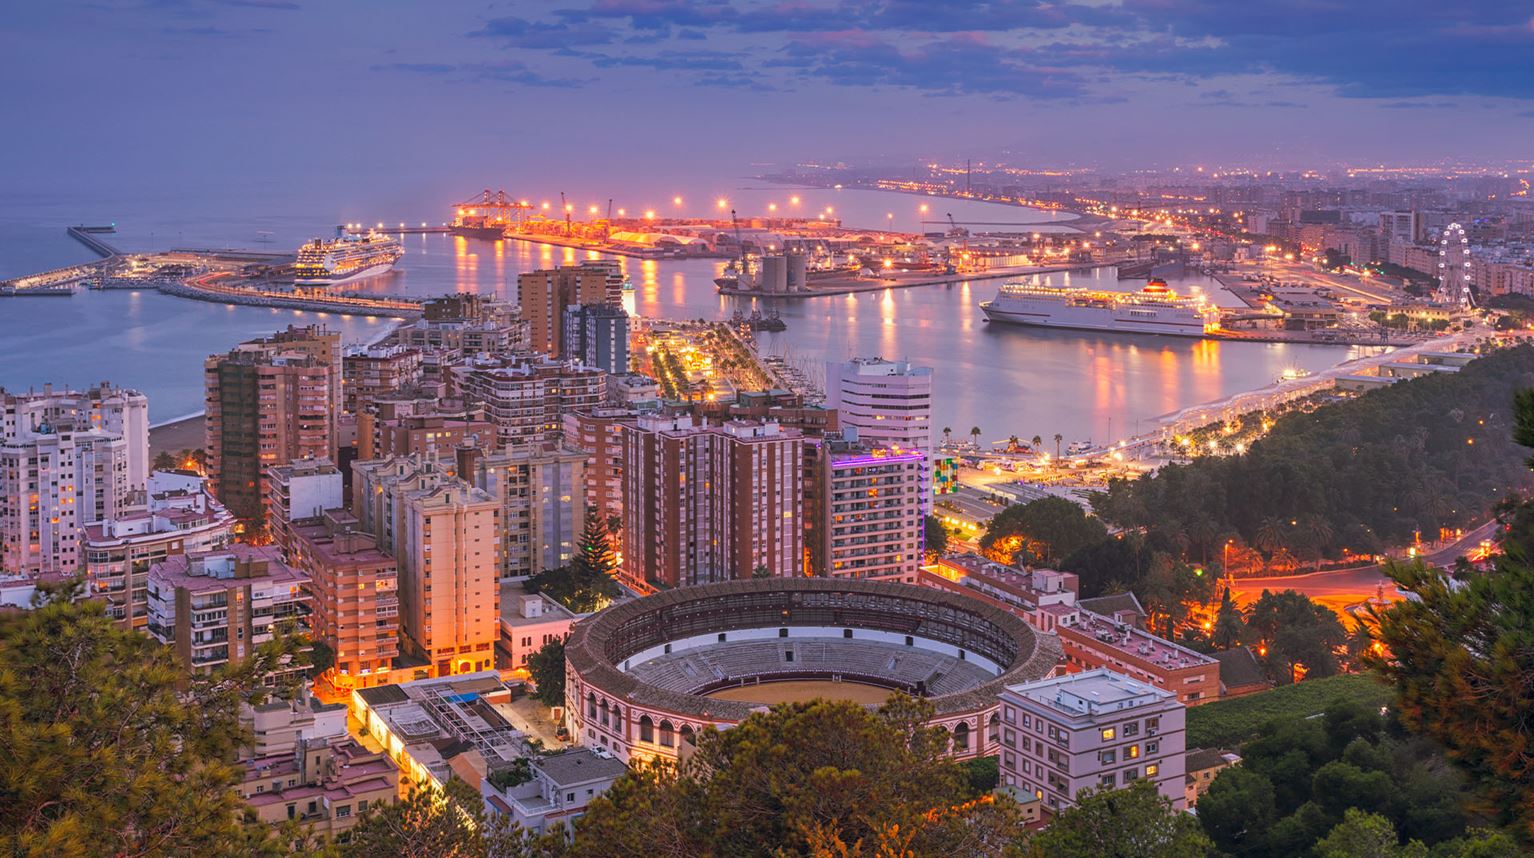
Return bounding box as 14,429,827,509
672,196,683,206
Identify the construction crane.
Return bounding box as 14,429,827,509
606,198,614,239
559,191,571,236
730,209,744,256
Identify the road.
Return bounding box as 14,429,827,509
1228,518,1500,613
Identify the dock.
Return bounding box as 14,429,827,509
718,256,1135,298
1,226,121,296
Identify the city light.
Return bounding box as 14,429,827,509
717,198,728,209
672,196,683,206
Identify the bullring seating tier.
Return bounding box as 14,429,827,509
624,637,995,697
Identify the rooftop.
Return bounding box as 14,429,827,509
1065,609,1216,671
534,749,627,787
1005,668,1175,717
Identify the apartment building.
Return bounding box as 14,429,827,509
83,474,235,630
205,326,340,524
286,511,401,694
998,669,1188,812
621,414,802,588
145,544,311,678
805,430,925,581
452,356,606,449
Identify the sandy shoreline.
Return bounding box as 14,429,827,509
149,414,205,458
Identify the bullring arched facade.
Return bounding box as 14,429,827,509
563,578,1063,763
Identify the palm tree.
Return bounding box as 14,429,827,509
1301,514,1335,570
1053,433,1064,459
1031,435,1043,452
970,426,982,448
1008,434,1021,452
1254,516,1287,570
942,426,953,446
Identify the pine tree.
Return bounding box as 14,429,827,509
0,581,305,856
575,507,618,581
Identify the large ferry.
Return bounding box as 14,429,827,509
980,279,1220,337
293,230,404,286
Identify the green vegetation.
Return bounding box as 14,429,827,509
525,509,621,613
1187,674,1391,749
1026,780,1214,857
0,581,316,856
924,513,949,558
980,495,1108,566
1364,388,1534,837
1093,344,1534,564
342,777,564,857
1198,699,1475,856
526,637,566,708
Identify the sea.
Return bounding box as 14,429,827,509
0,184,1365,442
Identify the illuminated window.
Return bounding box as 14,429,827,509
1100,727,1115,741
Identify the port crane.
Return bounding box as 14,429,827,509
454,190,530,231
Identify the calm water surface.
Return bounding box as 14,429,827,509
0,189,1360,438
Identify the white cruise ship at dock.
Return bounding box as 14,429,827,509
293,230,404,286
980,280,1220,338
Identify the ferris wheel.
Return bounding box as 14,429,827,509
1437,223,1474,307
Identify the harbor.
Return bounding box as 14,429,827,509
0,190,1372,440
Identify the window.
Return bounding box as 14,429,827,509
1146,740,1159,755
1100,775,1115,788
843,629,853,639
778,628,789,638
717,633,727,642
1099,750,1116,765
1146,764,1159,777
640,715,654,743
336,805,351,819
785,650,795,663
1123,768,1139,783
1146,717,1160,733
1123,722,1140,737
1100,727,1116,741
359,801,369,812
1127,744,1140,759
660,721,675,747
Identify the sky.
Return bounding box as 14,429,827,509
2,0,1533,214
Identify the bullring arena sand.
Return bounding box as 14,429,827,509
705,679,895,706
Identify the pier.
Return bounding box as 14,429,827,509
1,226,121,295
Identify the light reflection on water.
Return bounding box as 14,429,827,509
0,197,1360,441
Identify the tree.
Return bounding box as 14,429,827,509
152,450,177,471
924,514,949,559
1054,432,1064,459
343,777,564,858
526,510,622,613
575,508,617,581
569,697,1010,857
526,638,566,708
981,496,1108,566
1313,809,1428,858
1365,388,1534,836
1211,588,1245,650
1198,766,1278,856
1024,780,1215,857
943,426,953,445
1032,434,1043,451
1246,590,1347,683
970,425,983,447
0,581,303,856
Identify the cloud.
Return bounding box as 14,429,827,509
775,32,1091,98
528,0,1534,102
373,60,591,88
474,15,616,48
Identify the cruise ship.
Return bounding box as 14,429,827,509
980,280,1220,337
293,231,404,286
